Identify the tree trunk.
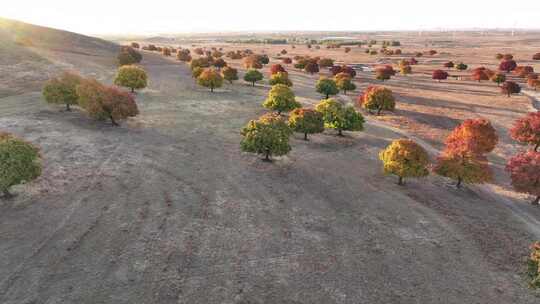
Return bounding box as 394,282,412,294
211,86,214,92
377,106,383,115
252,82,255,87
456,177,462,188
110,115,119,126
264,150,271,162
532,196,540,206
326,93,329,99
304,132,308,140
131,87,135,93
66,103,71,111
398,176,404,185
535,143,539,152
338,129,343,136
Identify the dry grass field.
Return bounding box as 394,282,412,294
1,19,540,303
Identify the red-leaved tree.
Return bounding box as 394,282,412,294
432,70,449,82
510,112,540,151
499,60,517,73
501,81,521,97
270,64,287,75
506,151,540,205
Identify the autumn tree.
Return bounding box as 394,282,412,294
162,47,171,56
270,64,286,75
510,112,540,151
262,84,300,115
42,71,83,111
375,66,395,81
529,79,540,91
495,53,504,60
444,119,498,155
114,65,148,93
400,65,412,75
221,66,238,84
358,86,396,115
528,242,540,287
243,55,263,69
243,69,263,86
318,58,334,68
269,72,293,87
240,113,292,161
434,119,498,188
117,46,142,66
428,50,437,56
434,153,492,188
506,151,540,205
177,50,192,62
304,62,320,74
316,78,339,98
533,53,540,60
471,69,490,82
455,62,468,71
501,81,521,97
499,60,517,73
490,73,506,86
379,139,430,185
282,57,292,65
213,58,227,69
190,57,211,70
192,67,203,79
281,49,288,55
315,98,364,136
334,72,356,94
514,66,534,78
131,42,140,49
76,79,139,126
0,132,42,198
409,58,418,65
197,68,223,92
444,61,454,69
288,108,325,140
432,69,449,82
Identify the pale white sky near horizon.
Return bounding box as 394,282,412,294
3,0,540,35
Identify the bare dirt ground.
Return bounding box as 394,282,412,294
1,32,540,303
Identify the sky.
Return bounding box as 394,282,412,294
2,0,540,35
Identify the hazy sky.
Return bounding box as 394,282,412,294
3,0,540,35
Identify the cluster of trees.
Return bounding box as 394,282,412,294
380,119,499,187
507,112,540,205
241,84,364,160
43,68,144,126
0,132,42,198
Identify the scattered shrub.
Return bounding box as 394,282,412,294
0,133,42,198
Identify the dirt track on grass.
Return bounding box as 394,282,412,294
1,52,540,303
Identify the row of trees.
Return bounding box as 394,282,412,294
43,67,144,125
241,83,365,160
379,119,498,187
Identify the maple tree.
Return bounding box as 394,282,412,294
358,86,396,115
510,112,540,151
506,151,540,205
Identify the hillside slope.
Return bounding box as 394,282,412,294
0,17,119,97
